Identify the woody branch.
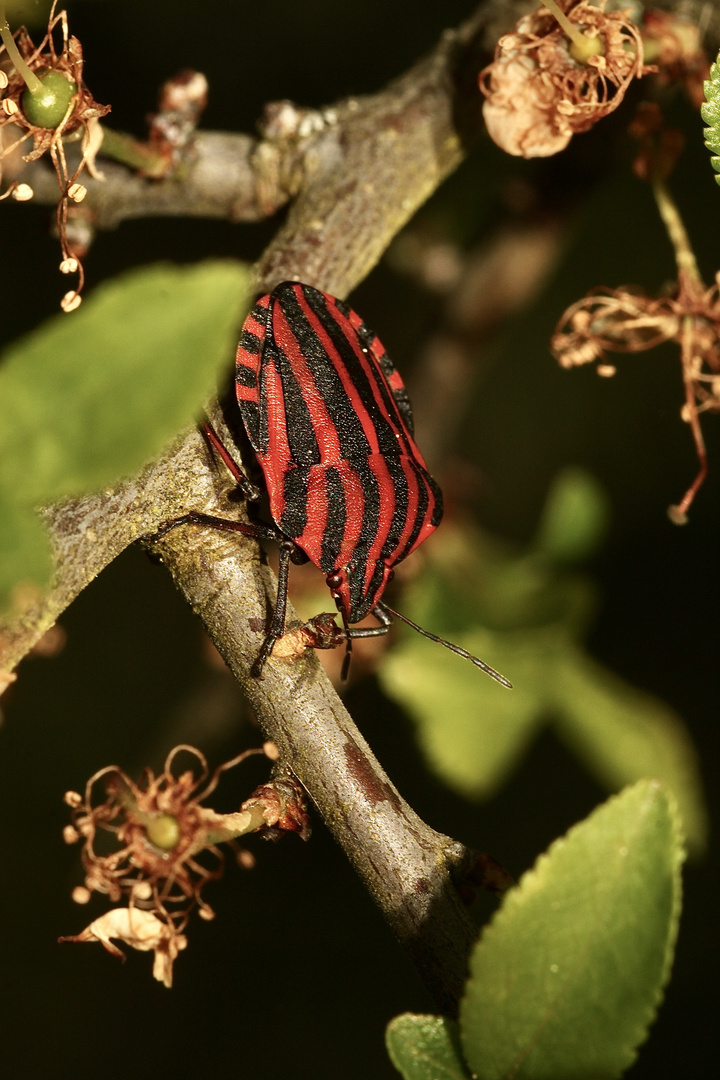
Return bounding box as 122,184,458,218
1,1,507,1013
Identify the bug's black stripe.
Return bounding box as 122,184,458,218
240,400,262,449
238,328,262,355
303,285,412,460
280,465,310,538
378,454,410,559
429,472,444,527
320,467,347,574
238,298,274,453
297,285,409,462
347,460,381,618
235,363,258,389
276,286,373,463
396,462,440,565
270,342,322,468
378,353,415,435
250,356,271,454
353,541,388,621
342,312,416,437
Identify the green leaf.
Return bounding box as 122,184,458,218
702,57,720,182
0,494,53,610
386,1015,470,1080
0,261,252,506
552,651,708,854
533,467,609,564
460,780,684,1080
379,633,546,798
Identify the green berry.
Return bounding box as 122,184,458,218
22,70,78,130
145,813,181,851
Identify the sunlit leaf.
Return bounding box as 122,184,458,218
702,54,720,182
460,780,684,1080
386,1015,470,1080
3,1,51,26
0,260,251,611
0,260,251,505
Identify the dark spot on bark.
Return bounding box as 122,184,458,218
343,741,393,806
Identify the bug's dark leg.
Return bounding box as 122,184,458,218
338,606,394,680
200,420,261,502
147,513,297,677
148,512,279,545
344,605,393,639
251,539,296,678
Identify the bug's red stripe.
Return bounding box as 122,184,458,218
235,298,270,404
257,347,299,524
362,452,401,601
383,458,437,568
333,464,367,570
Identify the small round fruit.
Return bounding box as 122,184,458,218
22,70,78,130
146,813,181,851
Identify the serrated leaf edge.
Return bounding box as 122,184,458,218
459,780,685,1079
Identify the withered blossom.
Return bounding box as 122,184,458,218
61,743,310,982
552,271,720,521
0,3,109,304
641,8,709,108
480,1,646,158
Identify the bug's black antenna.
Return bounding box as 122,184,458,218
378,602,512,688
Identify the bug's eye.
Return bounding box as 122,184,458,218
326,572,343,591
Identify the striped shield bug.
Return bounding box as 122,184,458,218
157,282,510,687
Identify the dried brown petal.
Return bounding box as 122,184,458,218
59,908,187,988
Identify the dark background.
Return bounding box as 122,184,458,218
1,2,717,1077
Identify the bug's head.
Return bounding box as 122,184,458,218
326,563,394,625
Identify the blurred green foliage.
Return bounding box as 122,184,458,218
380,469,707,852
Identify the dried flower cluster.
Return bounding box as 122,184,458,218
480,1,646,158
552,270,720,522
60,743,310,986
0,3,109,308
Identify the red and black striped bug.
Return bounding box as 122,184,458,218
159,282,510,687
